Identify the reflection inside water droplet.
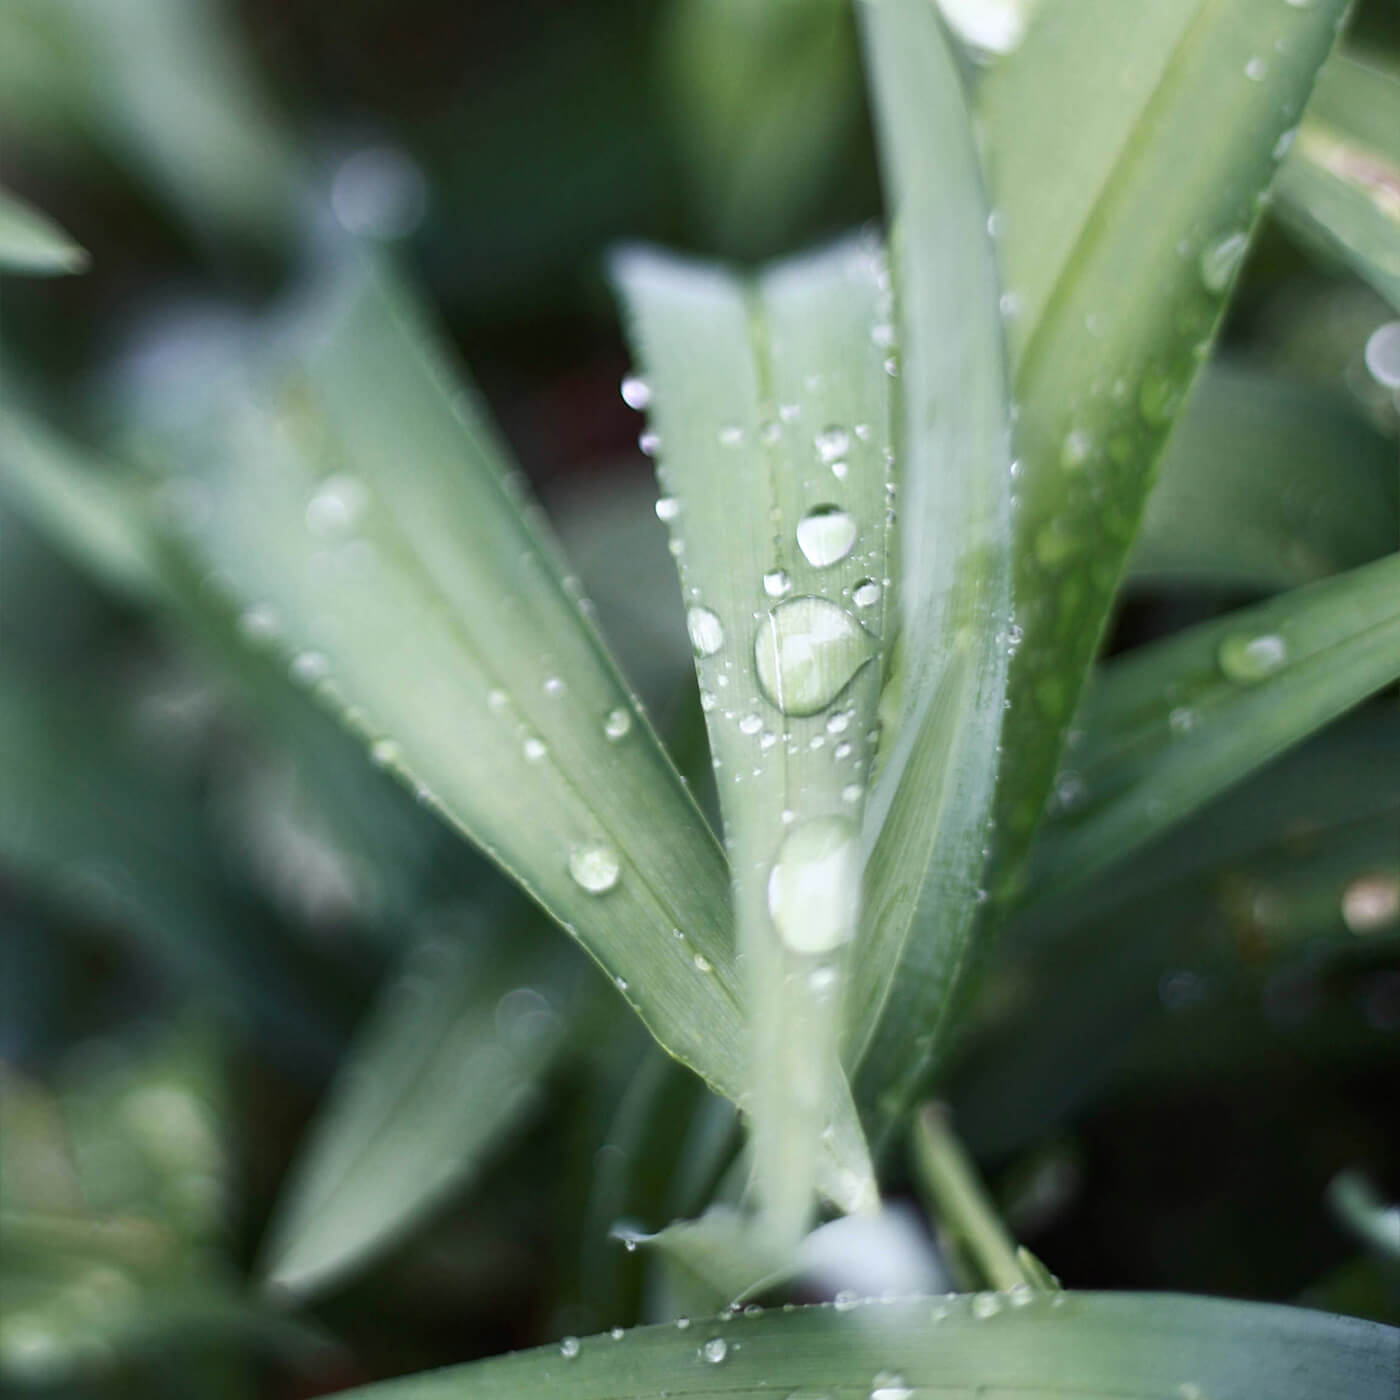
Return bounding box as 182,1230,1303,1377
796,506,857,568
767,817,862,955
754,597,875,716
569,843,620,894
603,707,632,741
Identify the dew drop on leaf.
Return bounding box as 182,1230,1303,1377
655,496,680,522
1217,632,1288,683
853,578,881,608
701,1336,728,1364
796,505,857,568
763,568,792,598
569,843,620,894
559,1336,580,1359
305,473,369,536
814,424,850,462
620,375,651,411
1199,231,1249,294
870,1372,913,1400
603,707,632,742
1364,322,1400,390
754,597,875,716
522,736,548,762
686,606,725,657
767,817,862,954
1342,873,1400,935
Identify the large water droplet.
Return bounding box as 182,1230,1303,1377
569,843,620,894
1200,231,1249,293
1217,632,1288,683
754,597,875,716
687,606,725,657
796,505,857,568
767,817,862,955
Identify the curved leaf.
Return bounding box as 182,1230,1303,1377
326,1292,1398,1400
0,185,87,275
851,0,1013,1137
979,0,1349,861
612,239,890,1238
1029,551,1400,902
1276,53,1400,310
155,253,746,1104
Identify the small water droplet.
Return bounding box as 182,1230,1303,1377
870,1372,913,1400
639,430,661,456
767,817,862,955
523,736,548,762
763,568,792,598
834,1289,860,1311
831,459,849,481
759,418,782,445
1059,429,1092,470
1139,368,1182,426
675,1316,691,1330
693,952,713,972
609,1326,625,1341
796,505,857,568
754,596,875,716
1244,55,1268,81
604,707,633,742
1199,231,1249,293
701,1336,728,1364
543,676,565,697
239,602,281,642
655,495,680,522
841,782,864,804
1273,126,1297,159
972,1291,1003,1319
620,375,651,411
999,291,1021,320
718,424,744,448
1342,873,1400,935
853,578,881,608
1364,321,1400,390
370,737,401,767
1168,706,1197,735
487,688,509,713
1217,632,1288,683
815,425,850,463
739,713,763,735
570,843,620,893
306,473,369,536
559,1336,580,1359
699,689,717,712
291,650,329,685
687,606,725,657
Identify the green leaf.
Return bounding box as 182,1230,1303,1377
154,254,747,1111
1128,361,1399,591
260,926,577,1298
979,0,1349,858
0,184,87,275
1276,53,1400,310
319,1293,1399,1400
850,0,1012,1136
1027,551,1400,902
612,239,889,1240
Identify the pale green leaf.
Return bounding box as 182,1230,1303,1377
322,1293,1398,1400
980,0,1349,857
850,0,1012,1137
261,927,578,1298
612,239,889,1239
155,253,747,1109
1276,53,1400,310
1029,551,1400,902
0,184,87,275
1128,361,1398,590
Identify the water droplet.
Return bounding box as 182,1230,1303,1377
370,738,401,767
814,425,850,463
1342,873,1400,935
1273,126,1297,159
1364,321,1400,390
701,1336,728,1364
487,688,509,713
1244,55,1268,81
870,1372,913,1400
655,495,680,522
675,1316,691,1330
291,650,329,685
570,843,620,893
826,710,850,735
841,782,864,804
306,473,369,536
767,817,862,955
754,597,875,716
693,952,713,972
763,568,792,598
759,418,782,446
1139,368,1182,426
610,1326,625,1341
620,375,651,411
604,707,632,741
718,424,744,448
543,676,565,697
1059,429,1092,470
1168,706,1197,736
834,1289,860,1311
639,430,661,456
559,1336,580,1359
796,505,857,568
1199,231,1249,293
853,578,881,608
700,689,717,712
739,713,763,736
239,602,281,642
972,1291,1003,1319
522,736,548,762
687,606,725,657
1217,632,1288,684
831,459,849,481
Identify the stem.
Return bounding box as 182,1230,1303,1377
911,1102,1026,1292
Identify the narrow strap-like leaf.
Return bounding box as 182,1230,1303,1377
0,184,88,275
